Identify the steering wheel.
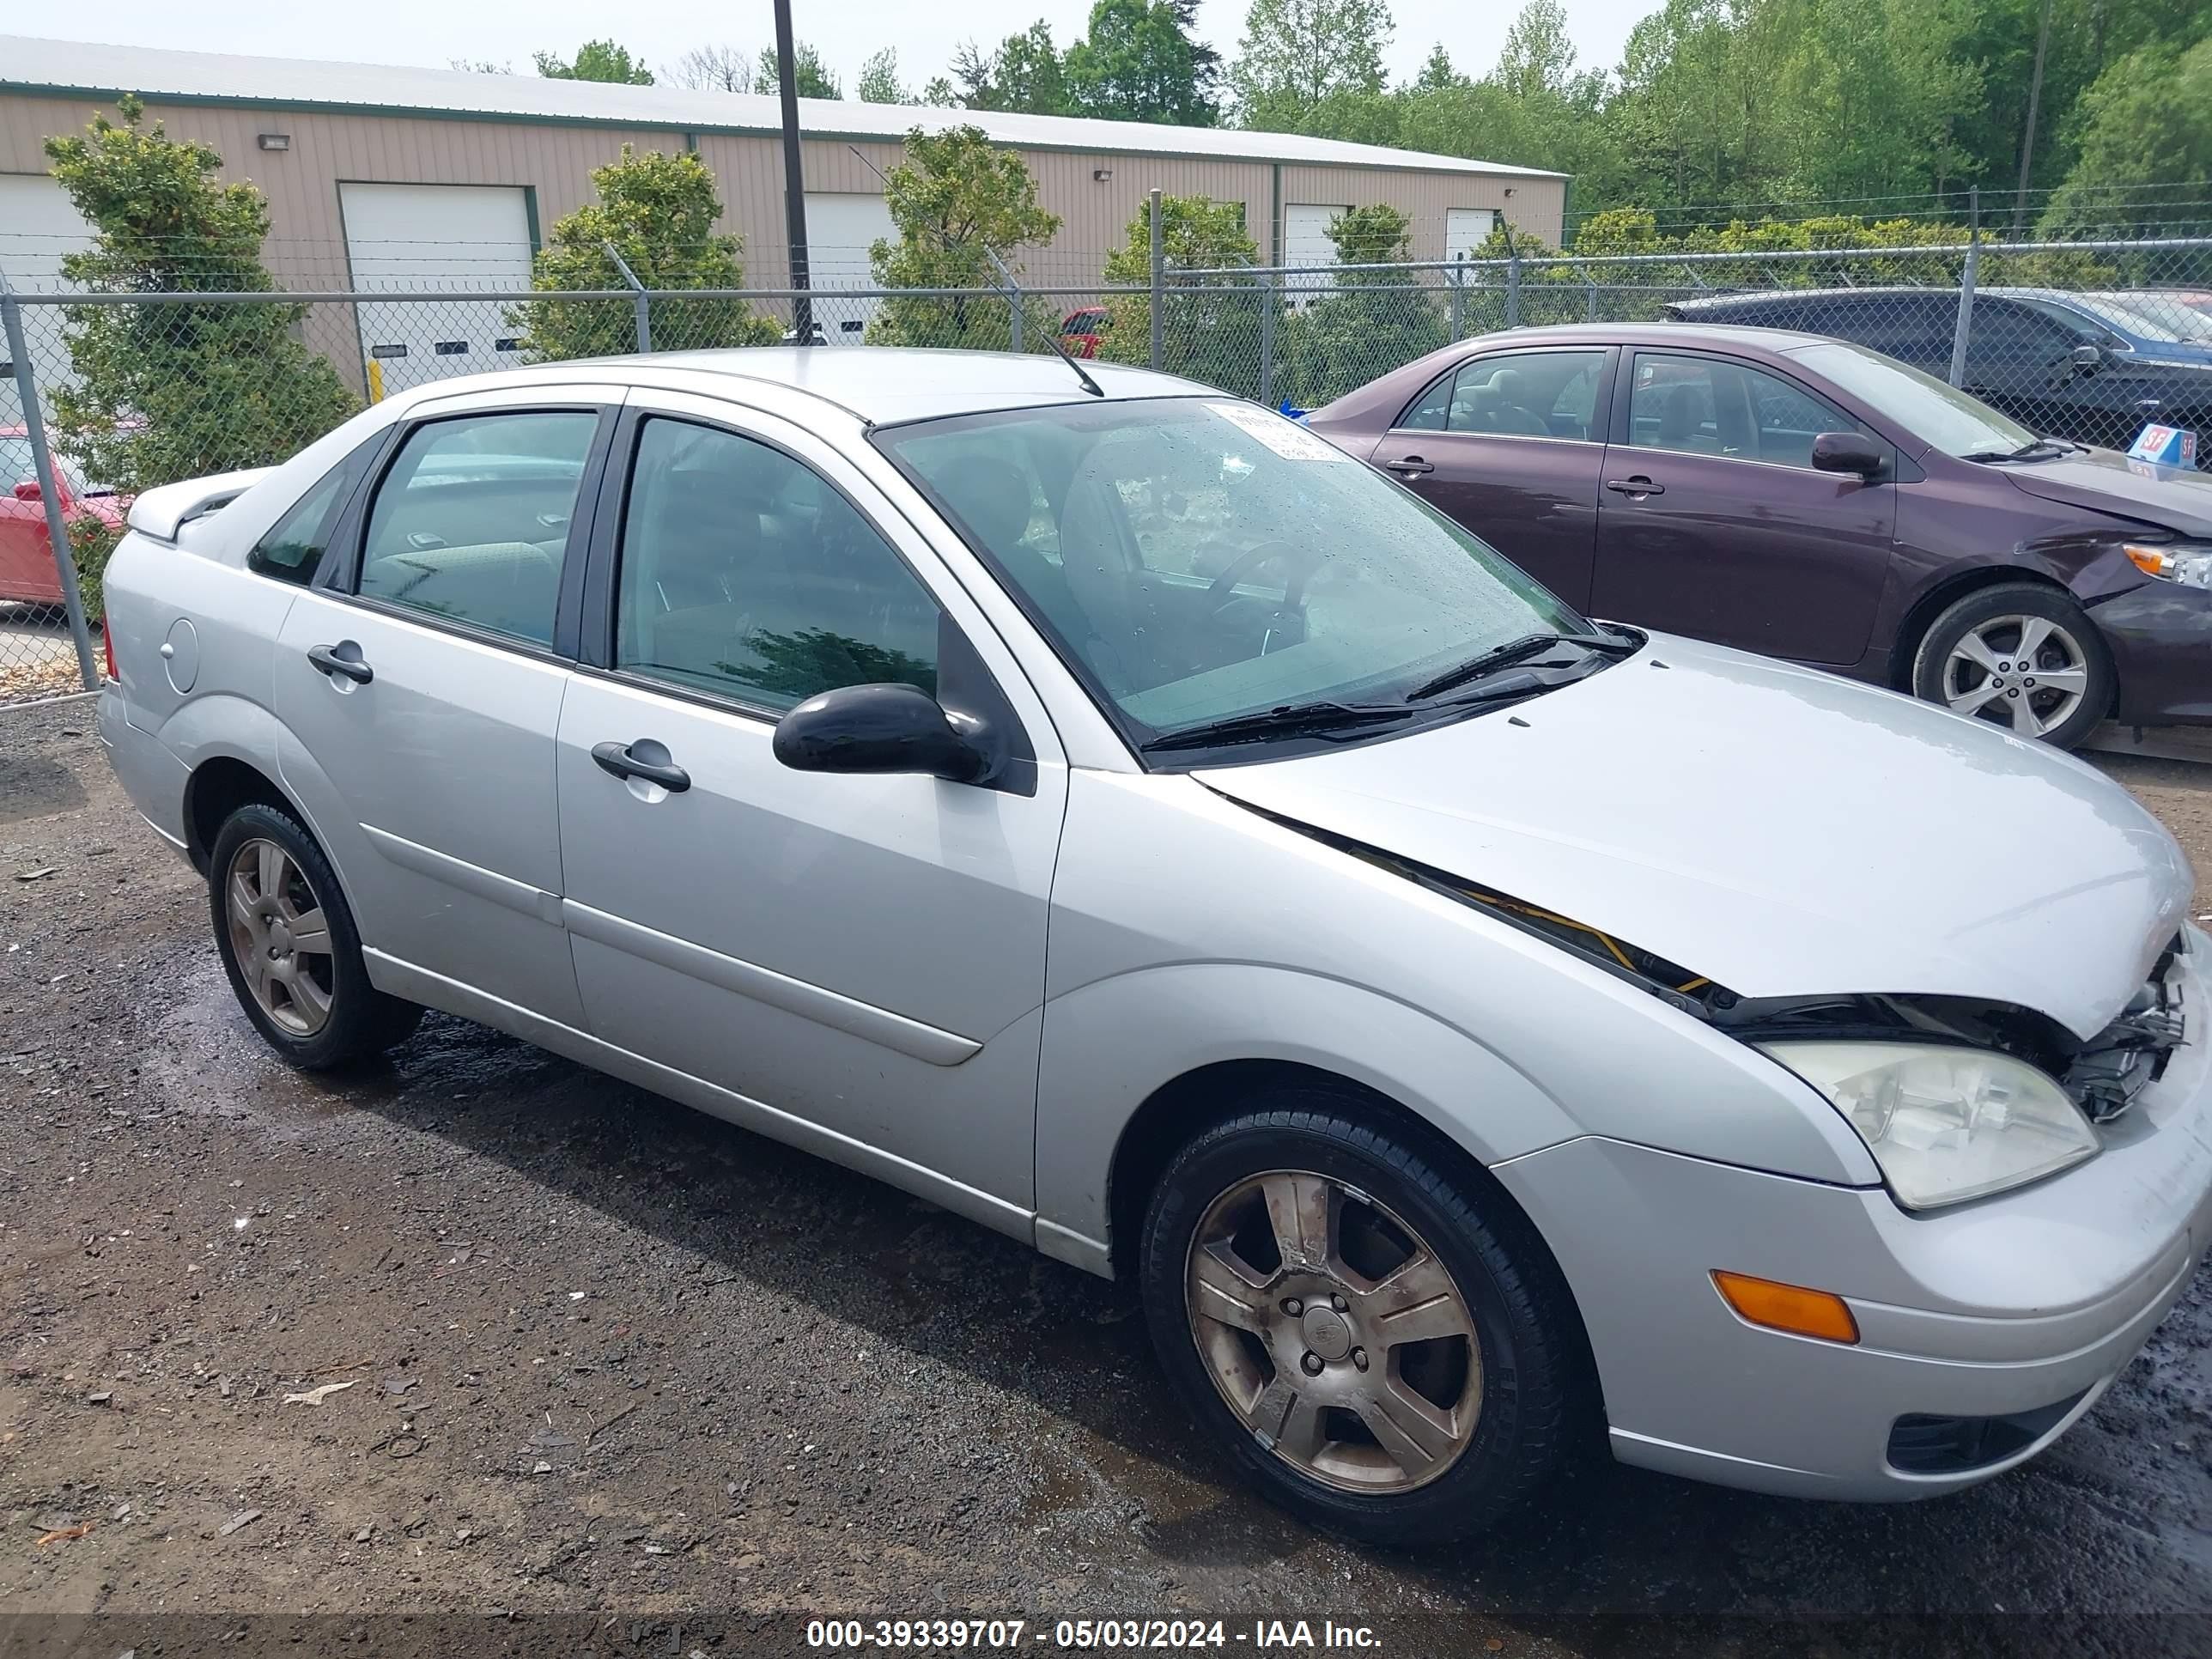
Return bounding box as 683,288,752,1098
1204,539,1328,617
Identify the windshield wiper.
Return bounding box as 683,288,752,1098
1142,700,1418,753
1405,630,1636,703
1961,437,2069,464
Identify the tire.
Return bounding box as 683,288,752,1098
207,801,422,1070
1138,1094,1589,1545
1910,581,2114,750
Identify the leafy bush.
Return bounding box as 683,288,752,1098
866,127,1060,350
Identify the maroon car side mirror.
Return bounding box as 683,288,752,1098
1809,432,1885,478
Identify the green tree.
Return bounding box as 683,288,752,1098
2046,35,2212,232
670,45,753,92
533,40,654,84
859,49,911,104
40,95,359,495
756,43,843,99
1280,204,1445,405
954,23,1075,114
510,146,778,360
866,126,1060,349
1066,0,1219,125
1097,195,1266,395
1230,0,1393,131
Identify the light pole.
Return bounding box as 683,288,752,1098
774,0,814,343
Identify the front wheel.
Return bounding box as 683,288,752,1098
1911,582,2114,750
208,801,422,1069
1138,1098,1589,1544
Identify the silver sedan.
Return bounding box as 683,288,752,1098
99,349,2210,1542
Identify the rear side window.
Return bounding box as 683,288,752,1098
357,410,598,646
247,442,377,586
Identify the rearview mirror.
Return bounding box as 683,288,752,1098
772,683,990,784
12,480,40,503
1808,432,1885,477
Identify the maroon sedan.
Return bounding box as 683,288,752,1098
1306,323,2212,748
0,427,126,607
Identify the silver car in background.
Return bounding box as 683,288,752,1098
100,349,2210,1543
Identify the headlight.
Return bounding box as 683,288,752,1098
1759,1041,2097,1210
2124,543,2212,587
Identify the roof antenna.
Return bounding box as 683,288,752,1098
984,243,1103,398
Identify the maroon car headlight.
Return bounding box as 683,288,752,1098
2125,543,2212,589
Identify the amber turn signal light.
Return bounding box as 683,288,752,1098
2125,544,2170,577
1711,1270,1860,1345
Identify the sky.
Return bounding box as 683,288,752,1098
32,0,1657,98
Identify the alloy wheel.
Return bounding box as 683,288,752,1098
224,836,337,1037
1184,1170,1480,1493
1941,614,2090,738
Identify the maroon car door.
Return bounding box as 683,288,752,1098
1365,346,1614,611
1591,349,1898,665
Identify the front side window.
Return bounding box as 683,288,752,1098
357,410,598,644
615,419,941,711
881,398,1589,747
1628,353,1858,467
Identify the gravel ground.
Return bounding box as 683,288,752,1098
4,696,2212,1658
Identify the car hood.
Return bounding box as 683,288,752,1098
1196,637,2191,1040
1998,449,2212,538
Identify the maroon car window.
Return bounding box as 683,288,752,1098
1396,349,1608,441
1628,354,1860,469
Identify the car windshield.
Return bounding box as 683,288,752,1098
2088,292,2212,344
0,437,102,497
1784,341,2042,460
875,397,1595,750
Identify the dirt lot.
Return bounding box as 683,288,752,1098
4,696,2212,1658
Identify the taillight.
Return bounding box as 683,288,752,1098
101,617,117,682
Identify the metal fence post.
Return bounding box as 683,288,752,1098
1948,187,1980,390
0,282,100,691
605,241,652,355
1148,187,1164,372
1257,264,1276,405
1449,255,1466,340
1506,245,1522,330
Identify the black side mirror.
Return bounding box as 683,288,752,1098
2069,343,2103,375
1809,431,1885,477
772,683,991,784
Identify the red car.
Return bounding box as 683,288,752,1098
0,426,127,605
1060,306,1109,359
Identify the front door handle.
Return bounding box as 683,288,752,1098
592,739,691,793
1605,477,1665,497
1383,456,1436,476
307,642,374,684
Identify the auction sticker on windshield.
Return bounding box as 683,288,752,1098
1206,401,1352,463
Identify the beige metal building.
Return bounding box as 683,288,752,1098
0,34,1565,302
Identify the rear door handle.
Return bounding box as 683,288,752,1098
1383,456,1435,476
592,739,691,793
307,642,374,684
1605,477,1664,497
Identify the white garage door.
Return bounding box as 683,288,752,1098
1446,208,1498,263
1283,204,1348,306
0,174,94,425
340,183,534,395
804,192,898,346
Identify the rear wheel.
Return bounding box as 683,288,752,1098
1138,1096,1588,1543
1911,583,2113,750
209,802,422,1069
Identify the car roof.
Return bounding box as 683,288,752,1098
1464,319,1839,353
436,347,1216,426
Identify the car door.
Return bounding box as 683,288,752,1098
1592,349,1897,665
552,392,1066,1218
1366,346,1613,610
272,391,615,1027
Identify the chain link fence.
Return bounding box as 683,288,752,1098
7,233,2211,702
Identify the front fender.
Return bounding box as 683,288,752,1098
1033,961,1582,1270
